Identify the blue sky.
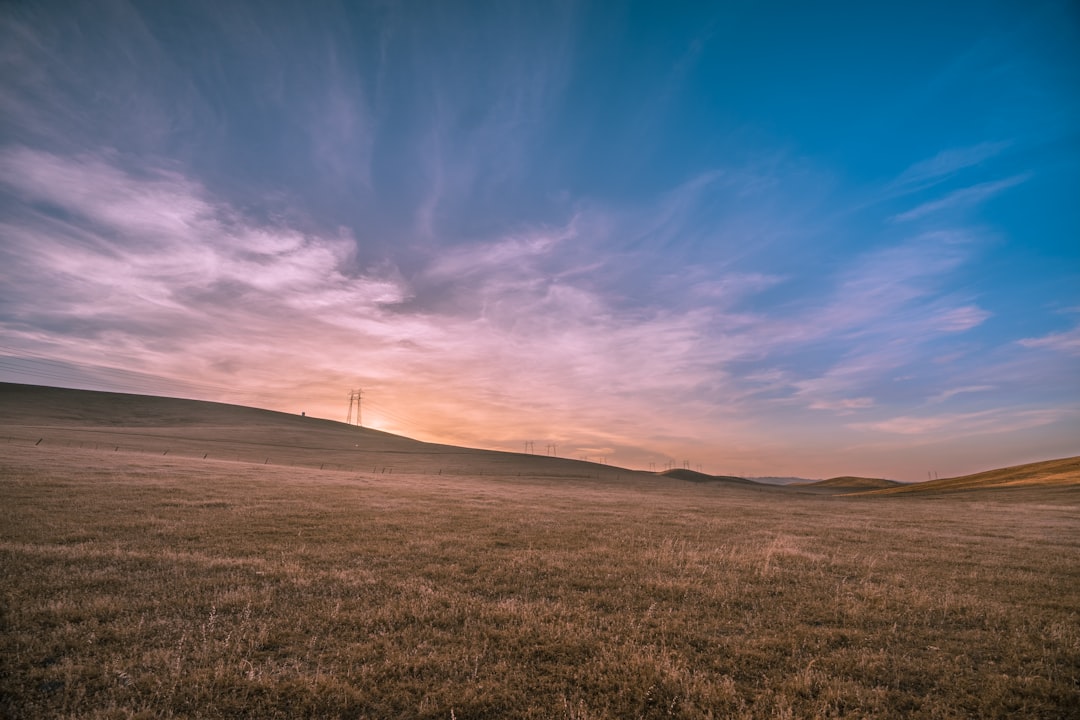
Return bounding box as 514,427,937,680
1,0,1078,479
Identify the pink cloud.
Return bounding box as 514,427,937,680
852,409,1067,437
1019,324,1080,356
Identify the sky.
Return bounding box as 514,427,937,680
1,0,1078,481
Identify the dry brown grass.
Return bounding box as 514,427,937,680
2,438,1079,719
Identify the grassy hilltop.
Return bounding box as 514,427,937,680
1,383,1079,718
794,476,902,490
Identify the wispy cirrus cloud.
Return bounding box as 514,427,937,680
853,408,1068,438
0,148,405,375
890,141,1012,193
932,304,992,332
719,227,1001,421
808,396,875,412
891,173,1032,223
758,230,990,351
927,385,995,403
1018,323,1080,356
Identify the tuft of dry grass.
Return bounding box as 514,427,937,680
2,442,1079,719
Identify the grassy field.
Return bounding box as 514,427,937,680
2,442,1079,719
1,384,1079,718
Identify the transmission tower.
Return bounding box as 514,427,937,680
346,389,363,426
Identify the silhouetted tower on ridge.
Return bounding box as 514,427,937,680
346,389,363,427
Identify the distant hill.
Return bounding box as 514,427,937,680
750,476,818,486
855,456,1080,496
795,476,901,490
659,468,757,485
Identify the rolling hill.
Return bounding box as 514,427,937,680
854,456,1080,495
0,382,645,481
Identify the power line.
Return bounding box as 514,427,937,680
0,351,246,399
362,397,426,433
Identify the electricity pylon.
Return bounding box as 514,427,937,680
346,389,362,426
